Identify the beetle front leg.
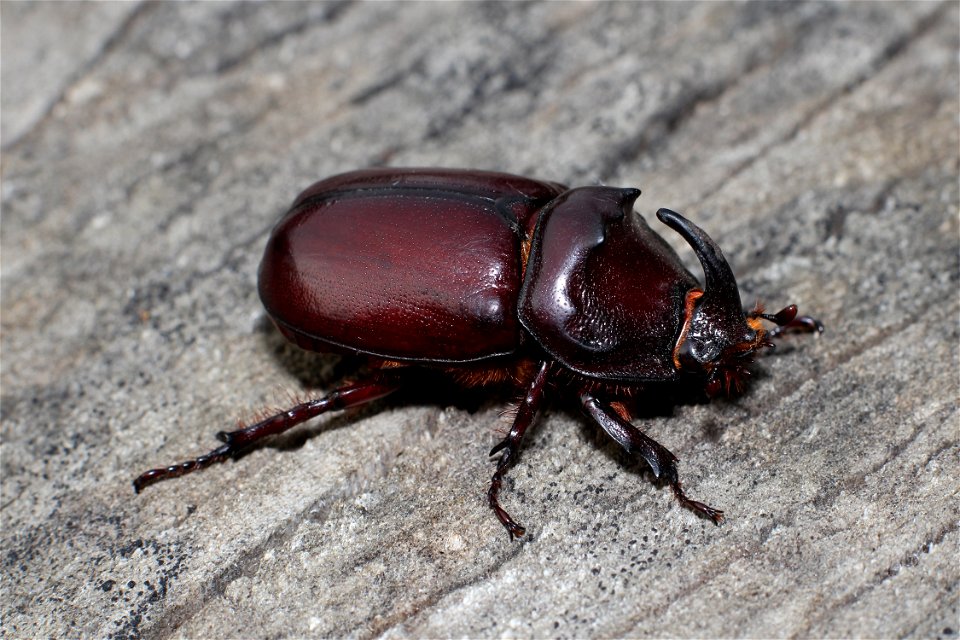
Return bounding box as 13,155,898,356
769,314,823,339
750,304,824,339
580,394,724,524
133,375,402,493
487,360,551,539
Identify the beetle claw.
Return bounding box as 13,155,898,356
488,467,527,539
671,481,725,525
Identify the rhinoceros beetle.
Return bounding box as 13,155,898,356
135,168,821,538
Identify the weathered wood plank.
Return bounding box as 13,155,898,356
2,2,956,638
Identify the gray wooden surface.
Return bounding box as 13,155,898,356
2,2,957,638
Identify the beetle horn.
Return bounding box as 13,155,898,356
655,208,742,308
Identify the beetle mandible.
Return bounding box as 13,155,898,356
135,168,822,538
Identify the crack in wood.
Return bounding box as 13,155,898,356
211,1,354,76
139,410,445,638
361,542,526,639
792,519,959,638
1,3,155,153
690,2,951,211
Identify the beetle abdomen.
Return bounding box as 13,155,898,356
259,169,564,363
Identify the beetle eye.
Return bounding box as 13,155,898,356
678,337,718,371
677,339,701,370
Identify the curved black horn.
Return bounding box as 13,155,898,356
656,208,741,306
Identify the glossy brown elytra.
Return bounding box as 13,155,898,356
135,168,822,538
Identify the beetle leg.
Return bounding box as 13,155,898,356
133,376,401,493
768,315,824,339
748,304,824,339
580,394,724,524
488,360,551,539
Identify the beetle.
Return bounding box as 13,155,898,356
134,168,821,538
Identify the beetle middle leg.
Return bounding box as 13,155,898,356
487,360,551,539
133,374,402,493
580,394,724,524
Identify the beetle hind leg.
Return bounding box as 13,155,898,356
133,375,402,493
580,393,724,524
487,361,551,539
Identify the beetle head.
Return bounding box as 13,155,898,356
657,209,769,396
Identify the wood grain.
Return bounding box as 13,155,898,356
2,2,956,638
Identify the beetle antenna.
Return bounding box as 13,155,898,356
757,304,798,326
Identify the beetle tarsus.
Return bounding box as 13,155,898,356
670,480,725,525
488,452,527,540
133,377,401,493
486,361,550,539
133,442,234,493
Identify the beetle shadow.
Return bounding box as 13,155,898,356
255,314,350,390
247,314,769,474
240,315,505,455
